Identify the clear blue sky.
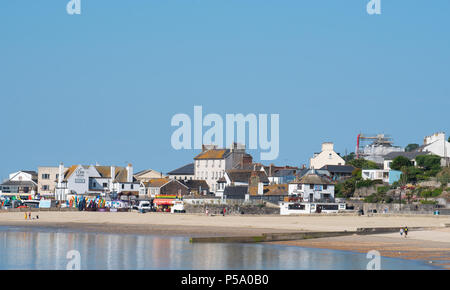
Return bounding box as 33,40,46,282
1,1,449,180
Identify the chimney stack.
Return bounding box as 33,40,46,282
58,162,64,187
126,164,133,183
110,166,116,182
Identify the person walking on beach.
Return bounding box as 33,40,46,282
400,227,404,237
222,207,226,216
28,212,31,220
24,212,28,220
205,208,209,216
404,226,408,238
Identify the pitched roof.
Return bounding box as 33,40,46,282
226,169,269,184
167,163,195,175
224,186,248,198
95,166,113,178
142,178,171,188
249,184,289,196
194,149,230,160
383,151,429,161
319,165,355,174
134,169,165,178
22,171,38,176
263,184,289,196
1,180,37,187
63,165,135,183
181,180,210,191
272,169,298,177
63,165,82,180
113,167,133,183
291,172,333,185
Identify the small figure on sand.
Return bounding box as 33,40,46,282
400,227,404,237
205,208,209,216
28,212,31,220
24,212,28,220
222,208,226,216
404,226,408,238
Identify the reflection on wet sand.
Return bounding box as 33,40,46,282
0,227,438,270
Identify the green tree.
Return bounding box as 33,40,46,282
437,167,450,184
335,179,356,198
416,155,441,171
401,166,424,183
405,143,419,152
390,156,412,171
348,158,379,170
343,152,356,162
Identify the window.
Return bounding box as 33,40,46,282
122,184,125,189
42,185,49,191
323,185,328,190
310,184,314,189
42,174,50,179
103,183,108,188
131,184,134,189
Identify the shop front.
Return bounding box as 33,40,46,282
153,195,181,212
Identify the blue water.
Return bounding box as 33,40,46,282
0,226,438,270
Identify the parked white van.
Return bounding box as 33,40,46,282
171,201,185,213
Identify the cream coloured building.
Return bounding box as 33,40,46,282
309,142,345,169
38,166,67,197
194,143,253,194
134,169,166,182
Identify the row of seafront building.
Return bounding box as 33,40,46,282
1,132,449,207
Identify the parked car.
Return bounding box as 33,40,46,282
137,201,152,213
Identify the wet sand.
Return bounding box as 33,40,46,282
271,228,450,269
1,211,449,269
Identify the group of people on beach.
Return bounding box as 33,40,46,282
205,208,227,216
24,212,39,220
400,226,409,238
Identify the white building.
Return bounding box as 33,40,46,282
167,163,195,181
55,163,139,200
134,169,166,182
288,172,335,202
0,171,38,197
420,132,450,166
139,178,189,199
309,142,345,169
193,143,253,194
215,169,270,198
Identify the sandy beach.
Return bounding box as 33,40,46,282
1,211,449,235
1,211,450,268
272,229,450,269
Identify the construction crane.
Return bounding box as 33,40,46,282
356,133,395,159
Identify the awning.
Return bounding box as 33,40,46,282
154,199,175,205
